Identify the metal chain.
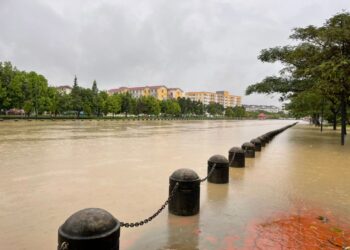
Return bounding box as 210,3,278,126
201,163,217,182
229,152,236,166
120,182,179,228
59,242,69,250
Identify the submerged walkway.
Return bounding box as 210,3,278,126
0,120,349,249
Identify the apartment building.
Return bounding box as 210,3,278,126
108,85,183,100
186,92,213,105
167,88,185,99
186,91,241,108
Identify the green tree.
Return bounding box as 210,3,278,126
225,107,234,117
136,96,160,116
161,99,181,116
193,100,205,115
0,62,17,111
107,94,122,116
8,71,26,109
96,91,109,116
246,12,350,145
71,76,83,117
177,97,205,116
81,88,93,116
232,106,246,118
206,102,224,116
91,80,99,115
120,93,134,117
178,97,191,115
47,87,71,116
92,80,98,94
146,96,160,116
23,101,33,116
24,71,49,117
286,91,323,124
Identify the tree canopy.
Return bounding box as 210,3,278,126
246,12,350,145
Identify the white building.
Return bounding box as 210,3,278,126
55,85,72,94
243,105,281,113
186,91,241,108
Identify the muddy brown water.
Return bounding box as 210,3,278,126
0,120,349,249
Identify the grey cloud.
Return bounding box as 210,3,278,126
0,0,349,105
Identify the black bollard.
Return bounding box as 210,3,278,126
242,142,255,158
58,208,120,250
207,155,229,184
258,136,267,147
250,138,262,152
228,147,245,167
169,168,200,216
263,132,273,142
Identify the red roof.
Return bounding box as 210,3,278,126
168,88,183,91
108,85,167,92
148,85,167,89
108,87,128,93
128,86,150,90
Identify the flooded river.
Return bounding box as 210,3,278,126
0,120,349,249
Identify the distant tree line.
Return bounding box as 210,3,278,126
0,61,257,118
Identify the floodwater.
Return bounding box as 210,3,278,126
0,120,349,250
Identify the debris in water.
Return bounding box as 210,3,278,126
317,215,329,223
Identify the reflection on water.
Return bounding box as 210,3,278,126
0,120,349,249
207,183,229,203
164,214,200,250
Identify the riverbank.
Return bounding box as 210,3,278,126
0,115,293,122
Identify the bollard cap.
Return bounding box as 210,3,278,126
250,138,262,144
263,133,273,139
229,147,245,153
59,208,120,240
170,168,200,182
258,136,266,141
208,154,229,164
242,142,255,149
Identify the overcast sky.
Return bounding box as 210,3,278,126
0,0,348,106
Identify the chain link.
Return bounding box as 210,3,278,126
121,163,216,228
120,182,179,228
229,152,236,166
59,242,69,250
201,163,217,182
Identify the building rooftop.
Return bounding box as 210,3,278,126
168,88,184,91
108,85,167,92
56,85,72,89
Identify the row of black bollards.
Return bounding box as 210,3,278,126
57,122,297,250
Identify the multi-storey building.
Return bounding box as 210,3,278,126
186,92,212,105
231,95,242,106
167,88,185,99
243,105,281,113
107,86,241,107
108,85,182,101
186,91,241,108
